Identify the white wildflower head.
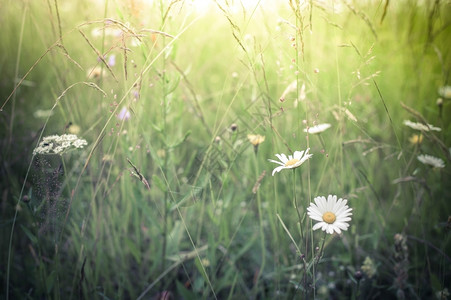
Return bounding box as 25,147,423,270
403,120,441,132
268,148,312,176
307,195,352,235
33,134,88,156
304,123,331,134
33,109,54,119
417,154,445,168
438,85,451,99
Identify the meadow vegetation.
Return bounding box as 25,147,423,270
1,0,450,299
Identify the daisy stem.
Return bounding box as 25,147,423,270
293,169,304,244
311,232,326,299
252,151,265,296
315,231,327,267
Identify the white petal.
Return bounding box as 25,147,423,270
275,153,288,163
298,154,312,165
312,222,323,231
272,166,286,176
293,150,304,159
334,222,349,229
326,226,334,234
338,212,352,219
326,195,336,211
268,159,285,166
336,217,352,222
336,205,351,216
333,226,342,234
315,196,327,212
307,205,322,216
309,214,324,222
333,197,343,212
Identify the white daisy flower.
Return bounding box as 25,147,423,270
403,120,441,132
438,85,451,99
268,148,312,176
417,154,445,168
304,123,331,134
307,195,352,235
33,109,54,119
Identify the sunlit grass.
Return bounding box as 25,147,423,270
1,0,450,299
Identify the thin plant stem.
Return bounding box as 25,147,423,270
312,232,327,299
7,3,27,155
315,232,327,267
252,151,266,297
293,168,309,298
293,169,304,243
5,162,33,300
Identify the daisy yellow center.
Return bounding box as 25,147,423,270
285,158,300,166
322,212,336,224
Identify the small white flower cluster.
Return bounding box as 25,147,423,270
403,120,441,132
33,134,88,155
417,154,445,169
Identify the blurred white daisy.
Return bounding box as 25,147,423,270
268,148,312,176
33,109,54,119
438,85,451,99
307,195,352,234
304,123,331,134
417,154,445,168
403,120,441,132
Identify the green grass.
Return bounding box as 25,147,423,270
1,0,450,299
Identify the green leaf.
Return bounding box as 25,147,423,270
46,270,56,294
20,225,37,244
169,130,191,149
169,185,202,212
125,237,141,264
152,175,167,193
151,123,162,132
